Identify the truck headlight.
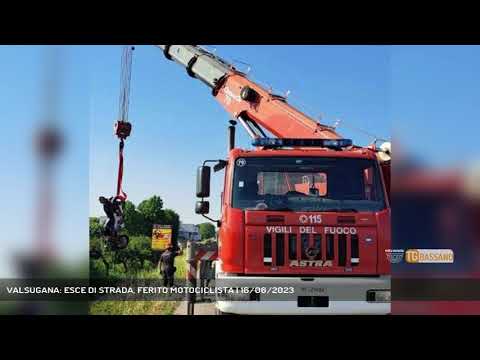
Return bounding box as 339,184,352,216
366,290,391,303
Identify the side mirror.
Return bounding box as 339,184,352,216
195,201,210,214
196,166,211,198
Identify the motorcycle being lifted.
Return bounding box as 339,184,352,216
99,196,129,251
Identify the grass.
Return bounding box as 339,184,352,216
89,254,186,315
89,298,179,315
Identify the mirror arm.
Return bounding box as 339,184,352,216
199,196,221,227
201,214,221,227
202,159,227,167
213,160,228,172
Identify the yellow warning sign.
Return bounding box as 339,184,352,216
152,225,172,251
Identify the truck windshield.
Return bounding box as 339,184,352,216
232,157,386,212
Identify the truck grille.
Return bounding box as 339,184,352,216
263,232,360,268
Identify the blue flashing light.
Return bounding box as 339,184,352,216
252,138,353,149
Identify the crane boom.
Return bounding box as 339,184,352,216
157,45,341,140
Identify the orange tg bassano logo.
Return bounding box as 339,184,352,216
405,249,454,264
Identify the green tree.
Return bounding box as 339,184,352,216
89,217,103,239
128,236,154,269
123,200,148,236
138,196,164,235
198,222,216,240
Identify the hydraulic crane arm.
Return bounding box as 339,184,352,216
157,45,341,140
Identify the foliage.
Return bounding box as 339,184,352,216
90,235,154,277
137,195,164,233
89,217,104,239
198,222,216,240
123,200,148,236
122,196,180,239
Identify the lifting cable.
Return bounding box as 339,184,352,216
114,45,135,201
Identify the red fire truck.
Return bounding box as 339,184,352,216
158,45,391,314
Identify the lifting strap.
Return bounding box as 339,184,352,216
116,139,127,201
